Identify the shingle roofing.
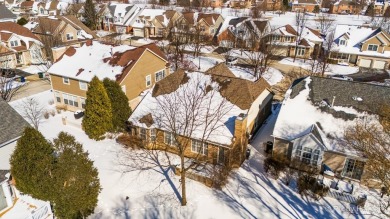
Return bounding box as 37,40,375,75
0,4,17,20
0,98,30,147
0,22,40,41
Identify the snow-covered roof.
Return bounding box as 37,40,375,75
273,76,389,155
271,24,323,46
130,70,271,146
330,24,390,58
127,8,167,28
48,41,167,82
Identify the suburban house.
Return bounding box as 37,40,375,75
171,12,224,38
128,66,273,168
48,40,169,111
0,4,17,23
272,76,390,187
329,0,360,14
216,16,270,48
261,0,283,10
0,97,30,215
373,0,389,16
0,22,45,68
229,0,253,8
105,3,142,33
328,24,390,69
32,15,97,61
264,24,323,59
291,0,320,12
125,9,171,38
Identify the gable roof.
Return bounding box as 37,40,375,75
0,22,40,41
21,0,34,8
0,98,30,147
48,41,167,83
33,16,62,34
0,3,17,20
197,13,220,26
59,15,98,38
130,71,271,146
205,62,236,77
273,76,390,154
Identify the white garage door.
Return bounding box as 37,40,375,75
359,59,371,68
373,60,386,69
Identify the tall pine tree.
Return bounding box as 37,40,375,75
10,127,55,201
83,0,97,30
103,78,132,132
82,76,113,140
52,132,101,219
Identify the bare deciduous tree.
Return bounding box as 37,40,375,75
293,11,307,62
0,67,25,102
18,97,45,129
315,15,335,35
344,106,390,217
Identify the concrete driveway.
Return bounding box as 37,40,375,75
11,77,51,101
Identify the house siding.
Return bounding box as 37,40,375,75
120,49,169,101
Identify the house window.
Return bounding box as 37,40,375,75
81,98,86,109
342,158,365,180
63,77,70,84
30,49,41,60
296,47,305,56
367,44,378,51
140,128,147,141
145,75,151,87
164,132,176,146
55,92,61,103
200,26,206,31
285,36,292,42
210,28,215,34
63,94,78,107
339,39,346,46
79,81,87,90
155,70,165,82
295,146,321,166
191,139,208,155
336,53,349,60
10,40,18,47
150,129,156,142
272,35,281,41
66,33,74,41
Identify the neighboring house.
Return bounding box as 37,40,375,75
261,0,283,10
48,41,170,111
230,0,252,8
125,9,169,38
0,22,45,68
19,0,34,15
329,24,390,69
216,16,270,48
272,76,390,187
105,3,142,33
171,12,224,38
264,24,323,59
292,0,320,12
128,67,273,168
0,3,17,23
374,0,389,16
32,15,97,60
330,0,360,14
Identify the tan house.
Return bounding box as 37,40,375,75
330,0,360,14
230,0,253,8
329,24,390,69
171,12,224,38
374,1,389,16
32,15,97,61
128,66,273,169
0,22,45,68
48,41,170,111
272,76,390,187
264,24,323,59
292,0,320,12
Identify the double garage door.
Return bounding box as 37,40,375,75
359,59,387,69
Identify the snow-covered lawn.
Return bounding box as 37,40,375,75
0,91,384,218
279,58,359,75
228,66,284,86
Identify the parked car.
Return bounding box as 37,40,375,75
331,74,353,81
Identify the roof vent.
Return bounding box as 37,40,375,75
352,96,363,101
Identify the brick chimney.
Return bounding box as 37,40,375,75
234,113,247,141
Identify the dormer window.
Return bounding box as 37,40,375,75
339,39,346,46
10,40,19,47
368,44,378,51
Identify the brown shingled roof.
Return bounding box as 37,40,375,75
33,17,62,35
205,63,236,77
59,15,98,38
139,113,154,127
164,10,176,19
296,0,318,4
0,22,40,41
197,13,220,26
285,24,298,36
21,1,34,8
152,69,189,97
182,12,195,25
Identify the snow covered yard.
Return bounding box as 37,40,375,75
3,91,385,218
279,58,359,75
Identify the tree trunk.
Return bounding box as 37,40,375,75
180,156,187,206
